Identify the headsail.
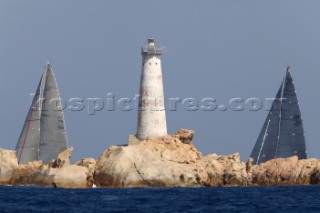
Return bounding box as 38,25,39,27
250,67,307,164
16,76,42,164
39,63,68,164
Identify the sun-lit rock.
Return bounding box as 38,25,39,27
2,129,320,188
251,156,320,186
0,149,18,184
48,147,73,168
8,147,91,188
94,130,247,187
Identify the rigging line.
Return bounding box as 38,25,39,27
39,67,48,113
18,108,34,164
256,119,271,165
38,68,47,159
274,75,286,158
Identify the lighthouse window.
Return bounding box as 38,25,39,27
149,63,151,65
156,63,158,65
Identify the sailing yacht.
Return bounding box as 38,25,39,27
250,66,307,165
15,61,68,164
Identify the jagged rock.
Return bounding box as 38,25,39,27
0,149,18,184
310,166,320,184
298,159,320,184
251,156,320,185
3,129,320,188
7,147,91,188
50,165,89,188
246,158,253,173
246,157,254,185
175,129,195,144
48,147,73,168
10,160,44,185
94,131,247,187
76,158,96,175
203,153,248,186
76,158,96,187
94,133,202,187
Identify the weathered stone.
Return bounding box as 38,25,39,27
175,129,195,144
48,147,73,168
0,149,18,185
76,158,96,187
128,135,140,145
3,129,320,188
203,153,248,186
251,156,320,186
5,147,91,188
246,157,254,185
94,132,247,187
10,160,44,186
51,165,89,188
76,158,96,174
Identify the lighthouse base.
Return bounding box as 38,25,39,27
128,135,141,145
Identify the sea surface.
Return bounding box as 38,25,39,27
1,186,320,212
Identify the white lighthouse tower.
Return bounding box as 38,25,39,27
136,38,167,140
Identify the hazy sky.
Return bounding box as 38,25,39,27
1,1,320,162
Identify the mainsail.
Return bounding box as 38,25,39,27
250,67,307,165
16,62,68,164
39,63,68,163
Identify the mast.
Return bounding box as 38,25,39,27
274,68,288,158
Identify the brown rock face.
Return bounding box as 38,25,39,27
0,147,92,188
50,166,89,188
48,147,73,168
201,153,248,186
94,132,202,187
76,158,96,187
2,129,320,188
0,149,18,184
251,156,320,186
93,130,320,188
76,158,96,173
94,131,248,187
175,129,195,144
10,161,45,186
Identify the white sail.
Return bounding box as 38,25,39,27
16,77,42,164
16,62,68,164
39,63,68,164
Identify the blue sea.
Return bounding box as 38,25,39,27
1,186,320,212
